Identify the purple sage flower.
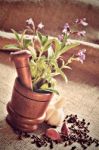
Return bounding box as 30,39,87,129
77,30,86,37
75,18,88,26
58,34,64,41
62,23,70,35
26,18,35,31
26,18,34,26
64,23,70,31
76,49,86,63
37,22,44,29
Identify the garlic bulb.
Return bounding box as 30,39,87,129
45,97,65,126
45,105,55,121
47,108,65,126
55,98,65,109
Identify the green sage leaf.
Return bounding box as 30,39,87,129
11,29,20,41
4,44,19,49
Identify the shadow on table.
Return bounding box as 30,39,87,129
0,119,51,150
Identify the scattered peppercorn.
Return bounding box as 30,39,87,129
71,146,76,150
23,132,31,138
14,114,99,149
17,131,23,140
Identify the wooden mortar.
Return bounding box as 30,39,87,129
6,50,53,132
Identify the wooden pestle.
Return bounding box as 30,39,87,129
10,50,32,90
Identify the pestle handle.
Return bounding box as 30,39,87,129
10,50,32,90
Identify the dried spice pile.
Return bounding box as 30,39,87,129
16,114,99,150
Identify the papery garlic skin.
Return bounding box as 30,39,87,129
55,98,65,109
45,97,65,126
45,106,55,121
47,108,65,126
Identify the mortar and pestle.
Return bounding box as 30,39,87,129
6,50,53,132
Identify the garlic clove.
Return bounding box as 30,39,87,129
45,106,55,121
58,108,65,125
55,97,65,109
47,109,60,126
47,108,65,126
46,128,61,141
61,121,69,136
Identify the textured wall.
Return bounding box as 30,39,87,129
1,0,99,6
0,0,99,42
